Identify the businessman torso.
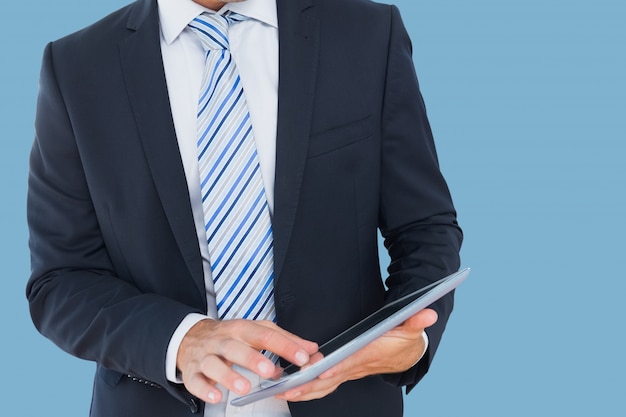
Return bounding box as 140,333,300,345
27,0,462,416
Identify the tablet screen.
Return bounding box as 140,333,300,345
282,278,441,376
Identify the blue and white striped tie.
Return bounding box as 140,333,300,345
189,12,276,323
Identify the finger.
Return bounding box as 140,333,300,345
184,365,224,404
212,337,278,379
237,321,316,366
318,363,343,380
203,320,315,377
276,375,343,402
287,385,339,402
386,308,438,338
308,351,325,365
404,308,438,329
197,354,252,396
317,348,368,381
254,321,319,355
266,364,285,381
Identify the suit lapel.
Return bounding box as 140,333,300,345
115,0,319,298
273,0,320,284
118,0,206,301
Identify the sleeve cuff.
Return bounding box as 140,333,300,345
410,331,429,367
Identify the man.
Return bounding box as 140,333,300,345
27,0,462,416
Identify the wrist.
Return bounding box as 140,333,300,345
166,313,211,383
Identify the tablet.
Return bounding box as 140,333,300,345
230,267,470,406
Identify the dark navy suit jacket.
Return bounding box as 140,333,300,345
27,0,462,416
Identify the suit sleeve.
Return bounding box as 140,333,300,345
378,6,463,391
26,42,201,401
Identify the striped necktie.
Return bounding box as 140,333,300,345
189,12,276,323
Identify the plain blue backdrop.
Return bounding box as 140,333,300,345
2,0,624,415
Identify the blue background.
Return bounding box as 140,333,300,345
2,0,624,415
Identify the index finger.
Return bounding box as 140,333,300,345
238,320,319,366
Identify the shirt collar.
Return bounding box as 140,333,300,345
158,0,278,45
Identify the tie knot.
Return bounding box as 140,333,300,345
189,12,249,52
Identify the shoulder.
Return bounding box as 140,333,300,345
42,0,157,82
49,0,154,56
302,0,404,43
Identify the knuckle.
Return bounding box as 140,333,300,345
229,319,247,333
258,320,276,328
223,371,239,386
259,327,276,344
258,328,282,354
218,338,236,355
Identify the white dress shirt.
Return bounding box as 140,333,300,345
158,0,287,415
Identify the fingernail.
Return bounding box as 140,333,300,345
295,351,308,365
258,361,272,375
207,391,217,403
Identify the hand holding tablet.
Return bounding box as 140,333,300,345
231,267,470,406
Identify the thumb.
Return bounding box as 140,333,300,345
403,308,438,331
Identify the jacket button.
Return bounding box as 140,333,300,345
189,398,199,414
